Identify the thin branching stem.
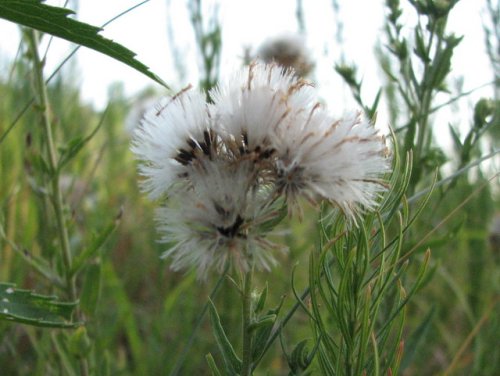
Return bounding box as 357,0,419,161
27,29,88,376
27,30,75,300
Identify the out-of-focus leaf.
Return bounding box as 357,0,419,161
254,283,268,314
69,326,92,358
252,294,286,363
58,107,107,170
288,339,311,374
208,299,242,375
206,353,223,376
71,208,122,276
0,0,168,87
414,26,430,63
0,282,79,328
400,306,436,371
79,263,102,316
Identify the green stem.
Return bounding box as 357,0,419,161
27,29,76,302
27,29,88,376
241,265,254,376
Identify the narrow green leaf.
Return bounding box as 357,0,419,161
163,272,196,317
31,153,52,176
254,282,268,314
206,353,224,376
251,318,275,362
429,35,463,88
251,295,286,363
0,0,168,87
57,107,108,171
414,27,429,63
247,314,276,332
71,208,121,276
51,333,78,376
79,263,102,316
290,339,310,372
369,89,382,120
68,326,92,358
258,204,287,234
0,231,64,288
448,123,462,150
0,282,79,328
208,299,242,375
101,261,148,374
400,306,436,370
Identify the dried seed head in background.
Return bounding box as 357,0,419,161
257,33,314,77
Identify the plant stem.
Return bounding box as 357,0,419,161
27,29,88,376
27,29,77,302
241,265,254,376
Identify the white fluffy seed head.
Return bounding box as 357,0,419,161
210,63,317,156
131,89,211,199
156,158,286,279
273,108,390,219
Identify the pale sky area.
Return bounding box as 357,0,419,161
0,0,495,139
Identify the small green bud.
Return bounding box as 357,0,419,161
335,64,358,88
410,0,458,18
288,339,312,374
395,39,408,60
69,326,92,358
248,314,276,332
254,283,268,314
473,98,495,130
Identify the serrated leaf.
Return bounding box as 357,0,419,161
0,282,79,328
208,299,242,375
0,0,168,88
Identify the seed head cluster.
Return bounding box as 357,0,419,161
132,63,390,279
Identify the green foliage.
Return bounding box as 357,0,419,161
370,0,466,192
306,142,422,376
335,64,382,121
